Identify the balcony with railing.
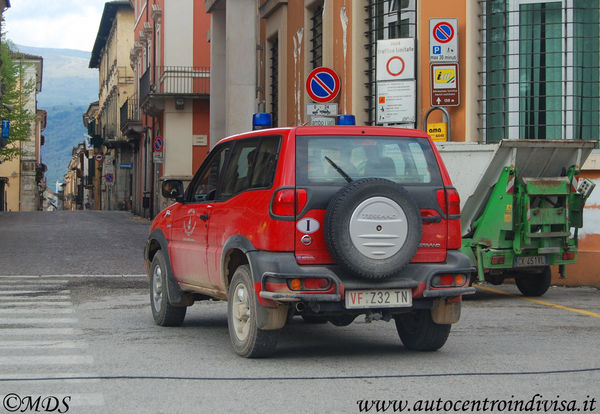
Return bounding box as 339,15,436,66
140,66,210,115
120,96,142,136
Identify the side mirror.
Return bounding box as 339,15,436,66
162,179,184,201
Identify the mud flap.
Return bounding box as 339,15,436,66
431,298,461,324
166,274,194,307
256,303,289,330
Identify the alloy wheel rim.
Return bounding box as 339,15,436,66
232,282,251,341
152,265,163,313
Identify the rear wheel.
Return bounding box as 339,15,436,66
395,310,450,351
150,251,187,327
227,265,279,358
515,266,551,297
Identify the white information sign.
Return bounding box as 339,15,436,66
310,116,336,126
376,80,416,124
376,38,415,82
153,151,164,164
429,18,459,62
306,103,338,117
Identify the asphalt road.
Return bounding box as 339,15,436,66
0,211,598,414
0,211,148,276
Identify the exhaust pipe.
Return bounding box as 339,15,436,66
295,302,305,313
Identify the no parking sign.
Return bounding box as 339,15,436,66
429,18,458,62
305,67,340,103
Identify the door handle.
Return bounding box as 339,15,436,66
199,214,209,221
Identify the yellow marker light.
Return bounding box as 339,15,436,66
289,278,302,290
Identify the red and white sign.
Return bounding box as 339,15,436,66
94,153,104,162
376,38,415,82
153,136,164,152
432,22,454,43
305,67,340,103
429,18,458,62
386,56,405,77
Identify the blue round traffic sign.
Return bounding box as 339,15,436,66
433,22,454,44
105,173,114,183
306,67,340,103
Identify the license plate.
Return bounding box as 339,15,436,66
515,255,548,267
345,289,412,309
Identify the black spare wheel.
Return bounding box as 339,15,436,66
324,178,422,279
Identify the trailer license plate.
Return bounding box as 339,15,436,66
345,289,412,309
515,255,548,267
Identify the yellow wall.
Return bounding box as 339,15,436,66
0,144,22,211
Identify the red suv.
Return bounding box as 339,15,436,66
145,126,475,357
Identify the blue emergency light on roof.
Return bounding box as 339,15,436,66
336,115,356,125
252,113,273,130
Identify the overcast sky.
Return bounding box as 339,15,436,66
4,0,109,52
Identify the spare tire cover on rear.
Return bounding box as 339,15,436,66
323,178,422,279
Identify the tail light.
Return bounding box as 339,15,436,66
491,255,505,265
437,188,462,249
288,277,331,291
431,274,467,288
271,188,307,218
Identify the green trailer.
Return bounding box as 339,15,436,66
436,140,596,296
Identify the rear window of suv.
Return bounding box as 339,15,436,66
295,135,442,186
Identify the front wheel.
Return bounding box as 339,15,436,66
150,251,187,327
395,310,451,351
227,265,279,358
515,266,551,297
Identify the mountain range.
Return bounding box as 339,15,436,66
15,44,99,188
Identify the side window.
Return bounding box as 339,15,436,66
187,144,230,202
221,136,281,197
250,137,279,188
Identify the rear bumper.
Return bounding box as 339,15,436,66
250,250,476,305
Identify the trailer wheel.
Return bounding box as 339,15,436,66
324,178,422,279
395,310,451,351
515,266,552,297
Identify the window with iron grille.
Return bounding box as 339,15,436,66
364,0,417,125
269,36,279,127
310,4,324,69
480,0,599,142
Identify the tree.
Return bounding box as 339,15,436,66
0,35,36,162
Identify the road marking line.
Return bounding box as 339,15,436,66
0,290,71,295
0,372,100,383
0,301,72,307
0,355,94,365
476,285,600,319
0,308,74,314
0,274,146,278
0,285,67,290
0,340,88,349
0,296,72,301
0,317,78,324
1,328,78,335
0,279,69,284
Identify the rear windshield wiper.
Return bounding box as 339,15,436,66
324,156,353,183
